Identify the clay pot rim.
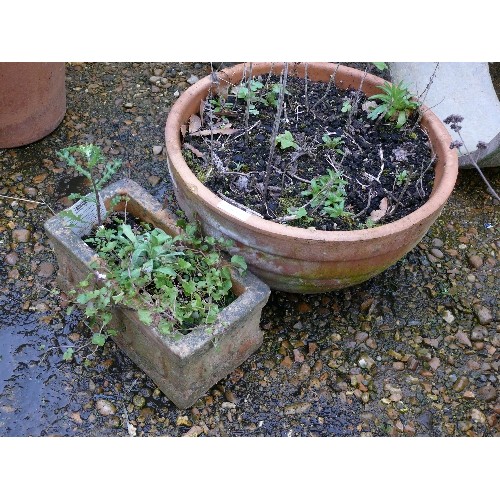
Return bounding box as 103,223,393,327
165,62,458,243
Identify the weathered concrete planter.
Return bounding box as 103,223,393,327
44,179,270,409
165,62,459,293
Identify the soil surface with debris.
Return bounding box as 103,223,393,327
0,62,498,437
184,70,435,230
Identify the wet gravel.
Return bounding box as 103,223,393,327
0,62,498,437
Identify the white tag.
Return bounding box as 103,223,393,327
63,195,107,237
217,200,251,221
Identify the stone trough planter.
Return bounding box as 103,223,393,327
44,179,270,409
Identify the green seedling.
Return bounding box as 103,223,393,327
367,81,420,128
395,169,409,185
341,101,352,113
232,78,265,115
301,169,351,219
322,134,344,154
265,83,289,108
276,130,299,150
57,144,122,226
209,96,233,112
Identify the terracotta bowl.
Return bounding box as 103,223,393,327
165,62,459,293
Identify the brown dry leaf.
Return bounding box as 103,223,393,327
189,128,241,137
180,124,187,138
369,197,388,222
183,143,205,158
189,114,202,134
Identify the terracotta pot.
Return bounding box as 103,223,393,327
164,62,459,293
0,62,66,148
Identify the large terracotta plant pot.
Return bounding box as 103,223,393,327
0,62,66,148
44,179,270,409
164,62,459,293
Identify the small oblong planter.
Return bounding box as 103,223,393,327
165,62,459,293
0,62,66,148
44,179,270,409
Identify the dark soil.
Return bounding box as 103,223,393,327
183,71,436,231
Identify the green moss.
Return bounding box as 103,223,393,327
183,150,207,183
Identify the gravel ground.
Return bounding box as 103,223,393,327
0,62,498,437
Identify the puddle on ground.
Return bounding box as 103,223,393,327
0,292,79,436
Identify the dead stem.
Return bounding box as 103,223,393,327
304,63,309,112
264,63,289,204
347,66,368,129
311,63,340,113
244,62,253,145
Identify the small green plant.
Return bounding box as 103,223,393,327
209,96,233,113
275,130,299,150
301,169,351,219
372,62,388,71
286,206,313,223
69,218,247,347
367,81,420,128
232,78,265,115
363,218,376,228
341,101,352,113
395,169,409,185
264,83,289,108
57,144,122,226
322,134,344,154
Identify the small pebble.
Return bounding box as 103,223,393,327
431,248,444,259
429,357,441,371
95,400,116,416
453,376,469,392
37,262,55,278
12,229,31,242
133,395,146,408
473,304,493,325
470,325,487,341
23,187,38,197
152,145,163,155
477,385,497,402
5,252,18,265
468,255,483,269
455,329,472,348
442,310,455,324
147,175,161,186
471,409,486,425
176,415,192,427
